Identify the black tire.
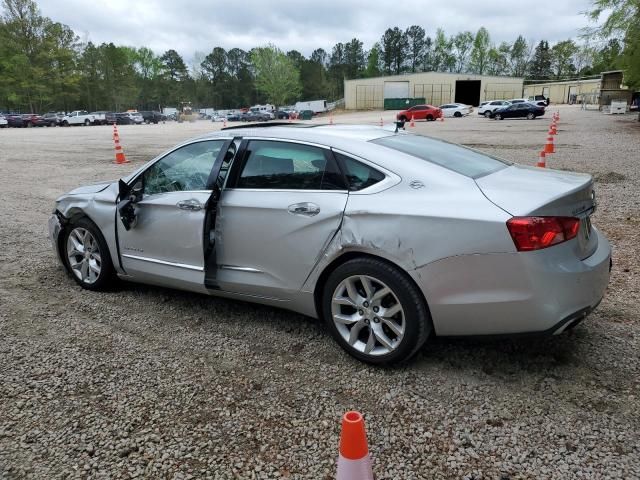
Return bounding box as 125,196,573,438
399,115,407,122
62,217,116,291
454,111,462,117
495,113,503,120
84,119,90,126
426,115,434,121
322,257,432,365
62,120,69,127
526,112,535,120
484,111,492,118
26,122,33,128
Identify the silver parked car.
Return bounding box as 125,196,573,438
49,125,612,364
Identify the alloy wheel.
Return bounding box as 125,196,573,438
331,275,405,356
66,227,102,284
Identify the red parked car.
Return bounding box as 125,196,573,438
21,114,49,127
396,104,443,122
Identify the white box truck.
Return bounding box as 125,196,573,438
294,100,327,114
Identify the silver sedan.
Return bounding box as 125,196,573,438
49,125,611,364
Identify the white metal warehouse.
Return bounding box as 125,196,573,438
344,71,524,109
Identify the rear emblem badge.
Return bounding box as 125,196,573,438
409,180,425,189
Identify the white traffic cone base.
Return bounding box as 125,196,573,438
337,453,374,480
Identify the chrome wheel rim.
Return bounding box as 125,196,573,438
66,228,102,284
331,275,405,356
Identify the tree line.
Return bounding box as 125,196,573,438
0,0,637,113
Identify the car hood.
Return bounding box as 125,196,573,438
66,180,116,195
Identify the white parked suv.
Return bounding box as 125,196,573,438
0,114,7,128
61,110,95,126
478,100,511,117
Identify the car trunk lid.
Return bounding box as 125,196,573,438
475,164,597,259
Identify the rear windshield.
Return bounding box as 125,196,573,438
371,134,511,178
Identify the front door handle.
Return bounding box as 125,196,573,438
288,202,320,217
177,199,203,211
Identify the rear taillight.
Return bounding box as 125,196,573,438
506,216,580,252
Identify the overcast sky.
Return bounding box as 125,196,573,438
38,0,599,61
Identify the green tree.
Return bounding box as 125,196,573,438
452,31,474,73
343,38,365,79
364,43,382,77
550,39,578,79
509,35,530,77
527,40,552,80
469,27,491,74
405,25,426,72
251,44,301,106
380,27,408,74
587,0,640,92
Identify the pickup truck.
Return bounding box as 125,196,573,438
90,111,111,125
61,110,95,126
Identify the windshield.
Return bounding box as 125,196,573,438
371,134,511,178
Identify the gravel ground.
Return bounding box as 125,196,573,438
0,107,638,479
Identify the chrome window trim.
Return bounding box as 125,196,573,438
219,265,264,273
140,190,213,201
241,137,331,150
122,254,203,271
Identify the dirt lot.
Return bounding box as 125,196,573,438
1,107,639,479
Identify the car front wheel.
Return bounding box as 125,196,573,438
484,111,492,118
323,258,431,365
495,113,503,120
63,218,115,291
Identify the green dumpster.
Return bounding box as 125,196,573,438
299,110,313,120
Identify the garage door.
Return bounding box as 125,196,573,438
384,81,409,99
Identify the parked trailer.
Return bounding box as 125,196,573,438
294,100,327,114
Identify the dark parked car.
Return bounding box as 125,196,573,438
6,114,25,127
42,112,64,126
21,114,48,127
226,112,242,121
241,112,270,122
490,102,545,120
114,113,135,125
274,110,290,119
105,112,118,124
139,111,166,124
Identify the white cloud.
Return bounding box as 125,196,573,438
37,0,597,59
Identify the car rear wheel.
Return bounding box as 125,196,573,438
323,258,431,365
526,112,535,120
63,218,115,291
495,113,503,120
484,111,492,118
426,115,434,121
84,119,90,126
454,111,462,117
62,121,69,127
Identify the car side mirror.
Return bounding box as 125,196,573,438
117,179,141,230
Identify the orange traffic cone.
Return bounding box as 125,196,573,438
223,118,227,128
336,411,373,480
379,117,383,127
113,136,129,164
409,115,415,128
112,123,119,140
439,115,445,122
544,135,555,154
548,125,557,135
536,151,546,168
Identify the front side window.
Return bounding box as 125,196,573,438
236,140,345,190
143,140,225,195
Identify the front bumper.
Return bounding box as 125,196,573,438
410,228,612,336
48,213,64,266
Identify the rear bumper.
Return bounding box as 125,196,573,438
410,228,611,336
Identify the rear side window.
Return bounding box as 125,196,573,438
334,152,385,191
236,140,345,190
371,134,510,179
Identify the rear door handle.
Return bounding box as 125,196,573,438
288,202,320,217
177,199,203,211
